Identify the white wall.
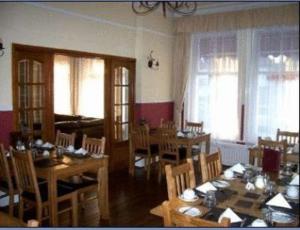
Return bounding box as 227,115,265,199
0,2,175,110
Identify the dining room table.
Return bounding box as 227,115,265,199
150,168,299,227
33,153,109,227
0,211,25,227
150,130,211,157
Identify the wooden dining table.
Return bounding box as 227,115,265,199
34,154,109,226
150,132,211,157
150,173,299,227
0,211,25,227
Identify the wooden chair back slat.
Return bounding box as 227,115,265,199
165,158,195,200
0,144,12,187
200,149,222,183
185,121,204,133
160,118,176,130
55,130,76,148
158,128,177,154
10,149,42,204
258,137,288,164
131,125,150,151
82,134,105,155
162,201,230,227
276,129,299,147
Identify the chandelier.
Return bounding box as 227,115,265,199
132,2,197,17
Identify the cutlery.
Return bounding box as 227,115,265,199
240,218,247,227
181,207,193,214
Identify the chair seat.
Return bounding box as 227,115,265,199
135,144,159,156
22,181,76,202
162,147,186,161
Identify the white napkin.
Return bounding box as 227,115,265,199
177,131,184,137
196,182,217,194
293,143,299,153
74,148,88,155
218,208,242,223
266,193,292,209
42,142,54,148
230,163,246,174
290,174,299,185
245,182,255,191
66,145,75,152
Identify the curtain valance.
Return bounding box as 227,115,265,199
175,4,299,33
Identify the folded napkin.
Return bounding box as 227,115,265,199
196,182,217,194
218,208,242,223
230,163,246,174
66,145,75,152
266,193,292,209
290,174,299,185
293,143,299,153
177,131,184,137
42,142,54,148
74,148,88,155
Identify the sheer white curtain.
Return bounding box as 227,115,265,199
54,55,104,118
185,32,239,141
244,26,299,142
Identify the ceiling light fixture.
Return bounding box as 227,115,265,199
132,2,197,17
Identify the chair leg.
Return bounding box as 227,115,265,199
18,197,24,221
9,193,14,216
71,193,78,227
36,204,43,225
146,156,151,180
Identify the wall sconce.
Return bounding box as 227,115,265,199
147,50,159,70
0,38,4,57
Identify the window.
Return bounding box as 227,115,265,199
54,55,104,118
185,26,299,143
185,32,239,141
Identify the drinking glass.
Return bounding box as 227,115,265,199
264,181,276,197
56,146,64,159
204,190,216,208
243,169,253,183
262,207,273,226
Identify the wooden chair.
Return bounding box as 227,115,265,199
254,137,288,166
10,149,78,226
0,144,20,216
129,125,159,180
165,158,195,200
185,121,204,133
276,129,299,148
199,149,222,183
162,200,230,227
57,135,107,221
158,128,186,182
55,130,76,148
160,118,176,129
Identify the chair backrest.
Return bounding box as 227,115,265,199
199,149,222,183
158,128,179,162
55,130,76,148
276,129,299,147
82,134,105,155
160,118,176,129
162,200,230,227
165,158,196,200
130,125,150,151
0,144,14,192
185,121,203,133
10,148,42,204
258,137,288,163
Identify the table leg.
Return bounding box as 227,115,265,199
205,134,210,154
98,158,109,220
49,172,58,226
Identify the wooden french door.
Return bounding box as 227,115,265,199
110,59,135,171
13,47,54,141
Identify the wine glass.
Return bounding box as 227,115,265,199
204,190,217,208
264,181,276,197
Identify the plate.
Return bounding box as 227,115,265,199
178,206,202,217
220,175,236,181
212,180,230,188
284,193,299,200
271,211,296,224
91,153,103,159
178,195,199,202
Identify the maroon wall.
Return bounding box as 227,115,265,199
135,102,174,128
0,111,13,148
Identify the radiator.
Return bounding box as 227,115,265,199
211,140,251,166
